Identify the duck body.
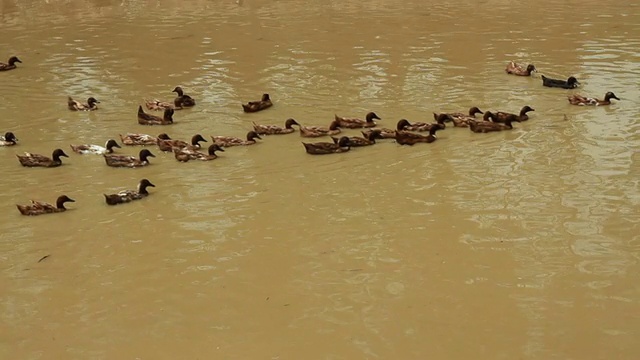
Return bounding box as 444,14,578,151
175,144,225,162
568,92,620,106
119,133,168,146
492,105,535,123
104,179,155,205
144,99,174,111
17,149,68,167
331,129,383,147
505,61,536,76
104,149,155,168
303,136,351,155
469,116,520,133
334,112,381,129
0,132,18,146
212,131,262,147
68,96,100,111
299,120,342,138
542,75,580,89
0,56,21,71
395,125,443,145
253,118,300,135
157,134,207,152
70,139,121,155
138,106,174,125
242,93,272,113
17,195,75,216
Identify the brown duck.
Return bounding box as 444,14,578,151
138,106,174,125
395,125,443,145
157,134,207,152
242,93,272,113
331,129,383,147
491,105,535,123
17,195,75,216
104,149,155,168
397,113,449,132
299,120,342,138
68,96,100,111
303,136,351,155
469,115,521,133
253,118,300,135
17,149,69,167
334,112,381,128
0,56,21,71
212,131,262,147
0,131,18,146
505,61,536,76
104,179,155,205
568,92,620,106
175,144,225,162
119,133,171,146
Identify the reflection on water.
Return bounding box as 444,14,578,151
1,0,640,358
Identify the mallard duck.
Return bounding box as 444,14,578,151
395,125,443,145
541,75,580,89
175,144,225,162
0,131,18,146
104,149,155,168
17,195,75,216
158,134,207,152
253,118,300,135
68,96,100,111
0,56,21,71
17,149,69,167
334,112,381,129
138,106,174,125
303,136,351,155
104,179,155,205
212,131,262,147
299,120,341,138
331,129,383,147
469,115,521,133
491,105,535,123
70,139,121,155
397,113,449,132
568,92,620,106
505,61,536,76
242,93,272,113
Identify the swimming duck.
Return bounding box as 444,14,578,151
362,128,396,139
568,92,620,106
158,134,207,152
469,115,521,133
242,93,272,113
303,136,351,155
334,112,381,129
104,149,155,168
505,61,536,76
104,179,155,205
138,106,174,125
435,107,484,127
397,113,449,132
395,125,443,146
144,99,174,111
212,131,262,147
17,195,75,216
70,139,121,155
331,129,383,147
299,120,342,138
68,96,100,111
175,144,225,162
253,118,300,135
0,131,18,146
173,86,196,108
119,133,170,146
541,75,580,89
0,56,21,71
491,105,535,123
17,149,69,167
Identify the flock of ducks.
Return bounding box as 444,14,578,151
1,56,620,216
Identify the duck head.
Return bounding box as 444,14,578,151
397,119,411,130
366,112,381,122
139,149,155,162
604,92,620,101
207,144,225,155
285,118,300,128
191,134,208,146
56,195,75,209
247,131,262,141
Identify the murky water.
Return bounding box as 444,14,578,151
1,0,639,358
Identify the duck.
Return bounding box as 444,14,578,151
395,125,443,146
491,105,535,123
68,96,100,111
173,86,196,108
299,120,342,137
16,195,75,216
175,144,225,162
104,149,155,168
302,136,351,155
253,118,300,135
334,112,381,128
242,93,272,113
469,115,521,133
331,129,383,147
104,179,155,205
0,56,21,71
541,75,580,89
17,149,69,167
119,133,170,146
0,131,18,146
568,92,620,106
70,139,121,155
138,106,174,125
397,113,450,132
212,131,262,147
435,106,484,127
505,61,536,76
144,99,174,111
157,134,207,152
362,128,396,139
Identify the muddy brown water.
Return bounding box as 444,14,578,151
1,0,639,359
